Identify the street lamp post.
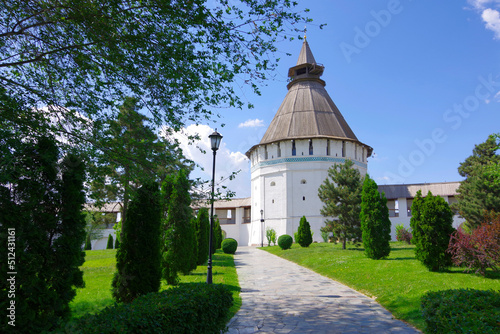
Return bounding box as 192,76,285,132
260,209,264,247
207,129,222,284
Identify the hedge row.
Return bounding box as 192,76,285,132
421,289,500,334
65,283,233,334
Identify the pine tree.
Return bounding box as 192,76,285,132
296,216,313,247
106,234,114,249
411,191,455,271
455,134,500,230
112,182,161,303
162,169,195,284
360,175,391,259
318,159,363,249
196,208,210,265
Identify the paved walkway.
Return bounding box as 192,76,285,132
226,247,420,334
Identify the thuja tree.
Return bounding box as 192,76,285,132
106,234,114,249
296,216,313,247
318,159,363,249
162,169,196,285
411,190,455,271
112,182,161,303
360,175,391,259
196,208,210,266
0,134,86,333
212,217,223,253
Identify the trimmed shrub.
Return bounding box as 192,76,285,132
106,234,114,249
68,283,233,334
395,224,412,244
222,238,238,254
195,208,210,265
411,190,455,271
112,182,161,303
114,237,120,249
360,175,391,259
278,234,293,250
296,216,313,247
421,289,500,334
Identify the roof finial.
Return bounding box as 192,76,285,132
304,26,307,39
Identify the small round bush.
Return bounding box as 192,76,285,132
222,238,238,254
278,234,293,250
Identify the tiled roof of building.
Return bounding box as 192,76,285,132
378,182,461,200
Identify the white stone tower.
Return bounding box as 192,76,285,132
246,40,372,245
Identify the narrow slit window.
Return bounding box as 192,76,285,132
292,140,296,156
326,140,330,156
264,145,268,160
309,140,313,155
277,142,281,158
342,141,346,157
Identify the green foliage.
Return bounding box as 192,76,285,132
1,1,311,147
0,136,86,333
318,159,363,249
296,216,313,247
411,191,455,271
112,182,161,303
114,237,120,249
195,208,210,266
321,230,329,243
106,234,114,249
278,235,293,250
360,175,391,259
83,211,106,242
69,283,233,334
162,169,196,285
222,238,238,254
421,289,500,334
85,235,92,250
455,134,500,230
215,218,223,250
266,228,277,246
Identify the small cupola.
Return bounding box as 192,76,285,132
287,38,325,86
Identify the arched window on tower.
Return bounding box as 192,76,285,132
277,142,281,158
326,139,330,156
309,140,313,155
342,141,346,157
264,145,268,160
292,140,296,156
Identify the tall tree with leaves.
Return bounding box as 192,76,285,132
318,160,363,249
112,182,161,303
1,1,313,148
90,97,188,233
162,169,196,285
360,175,391,259
0,134,86,333
411,191,455,271
455,134,500,230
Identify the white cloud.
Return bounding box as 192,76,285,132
238,118,264,128
495,90,500,101
468,0,500,38
482,8,500,38
167,124,250,198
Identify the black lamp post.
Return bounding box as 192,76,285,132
260,209,264,247
207,129,222,284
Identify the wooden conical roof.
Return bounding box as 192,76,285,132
247,40,372,157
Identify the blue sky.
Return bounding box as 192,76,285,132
174,0,500,198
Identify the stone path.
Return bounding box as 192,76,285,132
226,247,420,334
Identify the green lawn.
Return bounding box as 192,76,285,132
70,249,241,321
262,242,500,331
